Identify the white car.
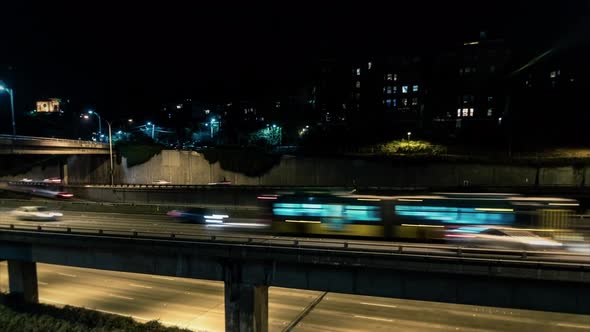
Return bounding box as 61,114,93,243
446,226,563,250
152,180,171,184
11,206,63,221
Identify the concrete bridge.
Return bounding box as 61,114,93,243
0,135,109,155
0,226,588,331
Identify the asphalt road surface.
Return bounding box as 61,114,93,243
0,208,588,264
0,263,588,332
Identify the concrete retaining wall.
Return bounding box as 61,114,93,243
1,150,588,187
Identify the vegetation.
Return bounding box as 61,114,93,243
368,140,447,156
117,142,164,168
201,145,281,177
0,295,192,332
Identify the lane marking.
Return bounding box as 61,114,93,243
556,322,590,329
360,302,398,309
57,272,77,278
353,315,394,322
128,283,153,289
151,276,175,281
107,293,134,300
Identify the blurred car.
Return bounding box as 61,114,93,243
20,178,33,182
43,177,62,184
446,226,563,250
207,181,232,185
152,180,171,184
166,208,229,224
11,206,63,221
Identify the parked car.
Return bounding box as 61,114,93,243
11,206,63,221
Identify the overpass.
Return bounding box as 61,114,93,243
0,225,588,331
0,135,109,155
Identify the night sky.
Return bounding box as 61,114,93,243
1,1,588,119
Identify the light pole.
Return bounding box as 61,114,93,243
88,110,102,141
0,81,16,137
210,118,217,139
106,120,114,186
83,110,116,185
147,122,155,139
407,131,412,141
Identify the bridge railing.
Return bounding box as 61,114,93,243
0,134,107,146
0,223,588,267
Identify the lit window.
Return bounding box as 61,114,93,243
356,68,361,76
393,86,398,94
469,108,474,117
411,97,418,106
368,62,372,69
355,92,361,100
393,99,397,107
355,81,361,88
386,99,392,107
386,86,392,94
176,104,182,109
412,85,418,92
402,98,408,106
402,86,408,93
204,109,210,114
465,67,471,73
487,96,493,102
550,71,556,78
393,73,398,81
462,108,469,117
386,73,393,81
487,108,493,117
457,108,461,117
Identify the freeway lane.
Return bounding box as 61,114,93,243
0,263,588,331
0,208,589,264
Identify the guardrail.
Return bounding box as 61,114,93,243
1,223,588,267
0,134,107,146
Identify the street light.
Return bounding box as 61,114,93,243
81,110,115,186
0,81,16,137
87,110,102,141
407,131,412,141
146,122,155,139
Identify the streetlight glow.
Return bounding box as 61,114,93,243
0,80,16,136
147,122,152,126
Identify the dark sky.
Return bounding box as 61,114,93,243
1,1,588,118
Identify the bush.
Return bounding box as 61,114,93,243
370,140,447,156
0,295,192,332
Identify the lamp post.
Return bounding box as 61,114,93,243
83,110,115,185
407,131,412,141
147,122,155,139
88,110,102,141
210,118,216,138
0,81,16,137
106,120,114,186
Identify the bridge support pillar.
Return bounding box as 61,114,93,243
224,263,268,332
7,260,38,303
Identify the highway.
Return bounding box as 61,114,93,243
0,207,589,264
0,262,589,331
